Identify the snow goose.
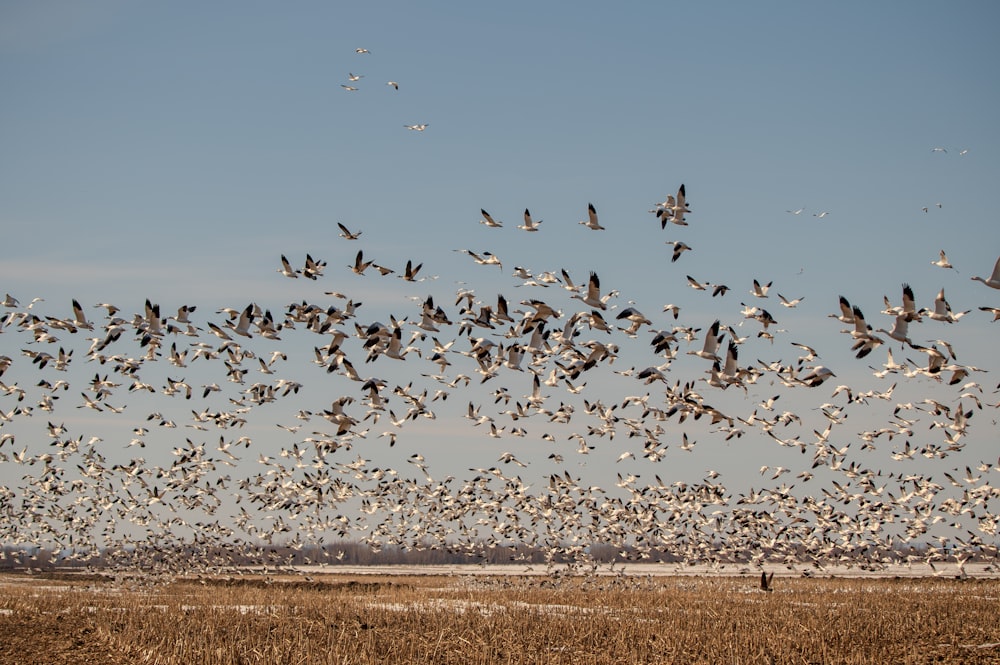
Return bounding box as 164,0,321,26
667,241,691,262
457,249,503,270
687,320,723,361
829,295,854,323
931,249,955,270
876,314,914,346
571,271,610,310
479,209,503,228
971,255,1000,289
925,288,968,323
349,250,373,275
518,208,541,232
337,223,362,240
795,365,836,387
777,294,803,308
750,279,772,298
400,259,424,282
579,203,604,230
71,300,93,330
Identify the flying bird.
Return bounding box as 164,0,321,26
579,203,604,230
971,255,1000,289
337,223,362,240
518,209,541,232
479,209,503,228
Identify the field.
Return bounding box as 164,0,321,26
1,569,999,664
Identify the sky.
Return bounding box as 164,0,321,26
1,1,999,561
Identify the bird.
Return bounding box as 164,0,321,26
349,250,373,275
277,255,299,278
518,209,541,232
571,272,611,310
777,294,804,308
688,320,723,361
341,85,359,91
347,73,364,82
796,365,836,387
686,275,708,291
760,571,774,592
875,315,914,346
404,124,429,131
337,223,362,240
931,250,954,271
457,249,503,270
387,81,399,90
479,209,503,228
750,279,772,298
813,211,830,218
667,241,691,263
355,48,370,54
971,255,1000,289
400,260,424,282
579,203,604,230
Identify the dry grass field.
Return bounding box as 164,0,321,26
1,570,999,665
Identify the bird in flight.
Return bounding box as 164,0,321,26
338,223,362,240
579,203,604,230
404,124,429,131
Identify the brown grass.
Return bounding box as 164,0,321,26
1,572,998,664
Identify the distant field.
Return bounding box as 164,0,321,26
1,570,999,664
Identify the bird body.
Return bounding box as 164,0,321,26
971,256,1000,289
579,203,604,230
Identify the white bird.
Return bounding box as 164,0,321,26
350,250,373,275
777,294,803,308
479,209,503,228
338,223,362,240
971,255,1000,289
355,48,370,54
667,241,691,263
579,203,604,230
404,124,429,131
931,249,954,271
925,288,968,323
688,320,723,361
876,314,914,346
278,254,299,278
341,85,359,91
387,81,399,90
457,249,503,270
571,272,611,310
347,72,363,82
796,365,836,387
518,208,541,232
750,279,772,298
813,211,830,218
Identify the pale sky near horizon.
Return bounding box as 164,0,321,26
2,1,999,551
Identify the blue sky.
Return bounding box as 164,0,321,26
2,1,999,554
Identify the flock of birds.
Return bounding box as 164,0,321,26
2,176,1000,579
337,47,428,132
